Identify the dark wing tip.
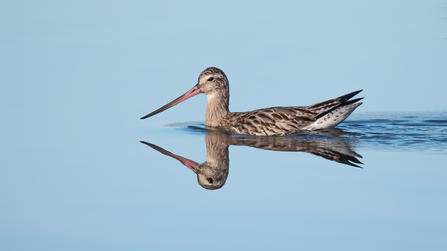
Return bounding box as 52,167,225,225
345,97,364,105
338,89,363,102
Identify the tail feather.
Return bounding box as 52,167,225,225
313,90,364,120
344,97,364,106
337,89,363,103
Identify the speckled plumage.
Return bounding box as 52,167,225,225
141,67,363,136
140,130,363,189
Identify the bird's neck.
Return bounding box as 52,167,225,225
205,92,229,127
204,133,230,168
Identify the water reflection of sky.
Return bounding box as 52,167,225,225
142,128,364,190
1,1,447,250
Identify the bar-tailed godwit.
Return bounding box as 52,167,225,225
140,130,363,189
141,67,363,136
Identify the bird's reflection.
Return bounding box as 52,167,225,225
141,128,363,190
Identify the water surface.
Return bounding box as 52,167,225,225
1,112,447,250
2,0,447,249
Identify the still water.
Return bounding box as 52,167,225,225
1,112,446,250
143,112,447,190
2,0,446,249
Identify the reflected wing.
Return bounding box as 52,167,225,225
228,135,363,167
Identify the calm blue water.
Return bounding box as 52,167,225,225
339,112,447,152
1,1,447,250
1,112,447,250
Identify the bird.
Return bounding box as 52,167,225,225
140,129,363,189
140,67,363,136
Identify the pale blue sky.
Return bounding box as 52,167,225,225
1,0,446,127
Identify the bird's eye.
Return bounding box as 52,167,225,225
207,77,214,81
207,178,214,183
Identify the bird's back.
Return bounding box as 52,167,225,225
220,90,363,136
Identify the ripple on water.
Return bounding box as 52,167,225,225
338,112,447,152
169,112,447,153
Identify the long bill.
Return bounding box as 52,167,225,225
140,141,200,172
140,85,202,120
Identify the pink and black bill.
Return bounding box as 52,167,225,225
140,85,201,120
